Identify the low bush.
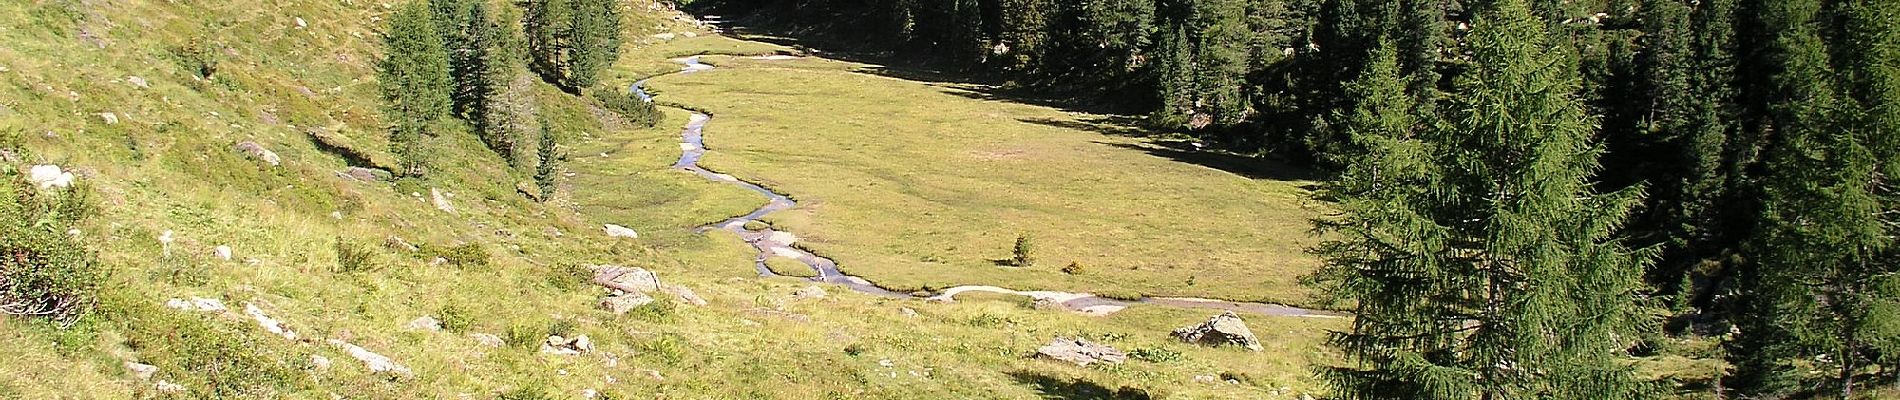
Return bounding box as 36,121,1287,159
333,239,378,273
591,88,660,128
1129,347,1182,363
437,304,472,333
0,167,103,326
424,242,489,268
1062,261,1085,275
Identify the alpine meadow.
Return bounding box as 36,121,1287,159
0,0,1892,399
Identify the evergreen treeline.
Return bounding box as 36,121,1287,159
377,0,635,187
709,0,1899,396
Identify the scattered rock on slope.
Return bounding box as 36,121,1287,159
234,141,281,166
27,164,75,189
1172,311,1263,351
124,362,158,381
404,316,443,332
1036,337,1126,366
603,224,639,239
541,335,592,355
470,333,505,348
599,292,655,314
794,285,827,300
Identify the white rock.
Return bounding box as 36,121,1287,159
124,362,158,380
234,141,280,166
405,316,443,332
100,112,118,124
651,33,676,40
604,224,639,239
310,355,332,372
680,31,698,38
127,76,149,88
295,17,308,28
26,165,75,189
153,380,185,393
213,245,233,261
430,188,454,213
572,335,593,353
244,303,298,341
327,339,412,376
469,333,504,348
165,297,228,312
581,389,599,399
794,285,827,300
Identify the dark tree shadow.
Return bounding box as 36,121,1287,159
1094,141,1319,182
1008,371,1156,400
1017,117,1153,138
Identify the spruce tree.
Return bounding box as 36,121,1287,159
377,2,454,177
1189,0,1252,128
533,119,559,201
567,0,621,90
439,0,503,136
1312,0,1656,397
1149,25,1195,129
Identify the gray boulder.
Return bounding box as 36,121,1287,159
1172,311,1263,351
599,292,655,314
592,265,662,294
234,141,280,166
1035,337,1126,366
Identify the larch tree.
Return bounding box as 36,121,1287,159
1312,0,1657,397
525,0,621,92
377,2,454,177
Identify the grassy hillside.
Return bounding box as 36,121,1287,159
0,1,1347,399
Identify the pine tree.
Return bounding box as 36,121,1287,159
1189,0,1252,128
996,0,1055,72
533,119,559,201
1149,24,1195,129
524,0,618,91
1312,0,1656,397
377,2,454,177
1393,0,1444,118
441,0,503,138
1308,40,1416,187
1643,0,1740,305
567,0,621,90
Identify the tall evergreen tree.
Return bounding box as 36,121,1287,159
524,0,621,91
567,0,621,89
377,2,454,177
1189,0,1252,128
1149,24,1195,128
1313,0,1656,397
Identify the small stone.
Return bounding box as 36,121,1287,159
1193,375,1217,384
581,389,598,399
592,265,662,294
295,17,307,28
900,307,919,318
154,380,185,393
661,284,707,306
430,188,454,213
604,224,639,239
213,245,232,261
100,112,118,124
127,76,149,88
469,333,504,348
310,355,332,372
545,335,566,347
794,285,828,300
124,362,158,381
572,335,593,353
405,316,443,332
234,141,281,166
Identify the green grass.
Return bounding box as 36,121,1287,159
764,256,819,278
626,53,1325,305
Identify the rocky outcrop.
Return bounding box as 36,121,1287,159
233,141,281,166
593,266,662,294
430,188,454,213
599,292,655,314
1035,337,1126,366
1172,311,1263,351
661,284,707,306
328,339,412,376
124,362,158,381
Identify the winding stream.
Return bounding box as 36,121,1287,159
643,55,1339,319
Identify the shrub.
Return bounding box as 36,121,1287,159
1062,261,1085,275
0,169,102,326
123,310,308,397
591,87,660,127
502,322,543,351
424,242,489,268
626,297,676,323
437,304,472,333
333,240,378,273
1129,347,1183,363
498,382,554,400
1012,233,1036,267
545,263,593,289
171,36,220,79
